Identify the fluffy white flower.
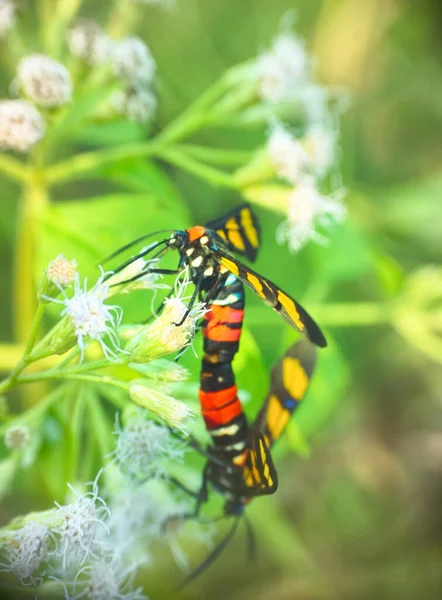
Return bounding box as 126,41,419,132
0,100,44,152
47,254,78,287
47,268,123,361
17,54,72,107
4,424,30,450
277,178,346,251
267,125,310,183
67,20,111,65
0,0,15,37
52,480,110,570
304,124,336,176
70,558,147,600
111,37,155,85
0,522,51,583
110,87,157,124
106,255,169,295
256,31,309,102
112,410,185,480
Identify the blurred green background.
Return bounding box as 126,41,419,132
1,0,442,599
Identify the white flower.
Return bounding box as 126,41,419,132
67,20,112,65
304,124,336,176
110,87,157,124
0,100,44,152
70,559,147,600
48,268,123,361
267,125,310,183
111,37,156,85
17,54,72,107
52,480,110,570
277,178,346,251
0,0,15,37
112,410,185,480
47,254,78,287
256,31,309,102
129,383,193,434
4,424,30,450
0,522,51,584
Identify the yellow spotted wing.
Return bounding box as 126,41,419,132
240,432,278,496
214,249,327,348
253,340,317,447
205,203,261,262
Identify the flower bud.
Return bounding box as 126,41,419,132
4,425,30,450
126,298,196,363
0,0,15,38
45,315,77,356
38,254,77,301
129,382,193,433
17,54,72,107
0,100,44,152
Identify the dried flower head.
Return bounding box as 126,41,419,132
111,37,156,85
112,411,185,479
17,54,72,107
47,254,78,287
0,100,44,152
67,20,111,65
47,268,123,361
53,480,110,570
4,424,30,450
267,125,309,183
277,178,346,251
110,87,157,124
0,0,15,37
0,522,51,584
129,383,193,433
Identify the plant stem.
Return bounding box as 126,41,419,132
177,144,253,166
45,140,161,183
8,302,45,379
0,155,29,184
12,165,50,344
17,370,130,391
158,148,235,188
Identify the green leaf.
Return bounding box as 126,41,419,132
36,191,190,282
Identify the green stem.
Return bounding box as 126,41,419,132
0,155,29,184
17,370,130,391
12,164,50,344
8,302,46,379
158,148,236,188
45,140,161,183
177,144,253,166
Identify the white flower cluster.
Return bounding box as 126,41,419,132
1,53,72,152
255,28,347,251
66,18,157,125
112,410,186,480
110,36,157,124
0,478,146,599
67,20,111,65
0,99,44,152
0,0,15,38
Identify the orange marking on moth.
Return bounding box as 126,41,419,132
199,385,238,410
187,225,206,242
206,305,244,325
203,324,242,342
201,398,243,429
